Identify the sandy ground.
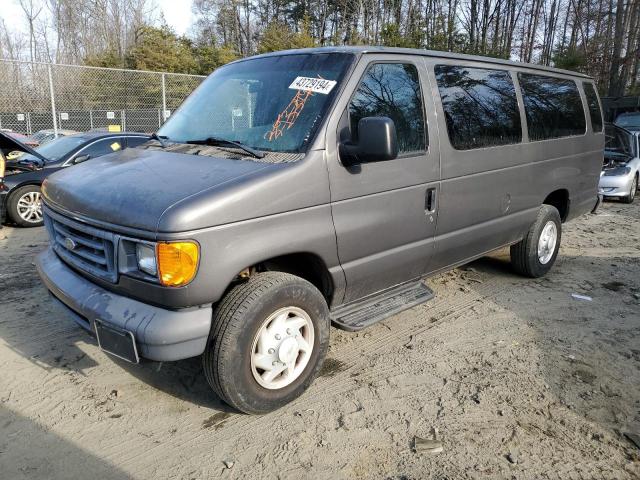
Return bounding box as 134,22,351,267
0,200,639,480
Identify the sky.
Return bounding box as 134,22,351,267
157,0,193,36
0,0,194,37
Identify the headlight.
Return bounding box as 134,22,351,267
136,243,157,276
157,241,199,287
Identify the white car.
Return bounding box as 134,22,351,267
600,124,639,203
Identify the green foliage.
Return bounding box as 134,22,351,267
380,24,424,49
84,49,125,69
126,25,198,74
552,48,587,73
193,43,240,74
83,25,239,76
257,18,316,54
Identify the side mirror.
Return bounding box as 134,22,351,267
339,116,398,166
72,154,90,164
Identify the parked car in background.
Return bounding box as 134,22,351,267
614,111,640,131
0,131,150,227
36,47,603,414
600,123,639,203
30,129,79,146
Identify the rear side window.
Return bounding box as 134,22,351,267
349,63,426,155
126,136,150,148
435,65,522,150
583,82,603,132
518,73,586,140
79,138,122,159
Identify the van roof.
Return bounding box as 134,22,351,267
247,46,592,80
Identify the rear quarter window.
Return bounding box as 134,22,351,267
518,73,586,141
582,82,603,132
435,65,522,150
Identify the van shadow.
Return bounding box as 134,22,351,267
0,404,129,479
110,356,236,412
464,248,640,444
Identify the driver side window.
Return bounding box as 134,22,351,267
349,62,426,155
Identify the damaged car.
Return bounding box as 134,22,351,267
600,124,640,203
0,131,150,227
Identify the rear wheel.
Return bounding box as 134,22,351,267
510,205,562,278
203,272,330,414
8,185,44,227
622,174,637,204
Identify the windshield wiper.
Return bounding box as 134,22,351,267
150,133,168,148
186,136,265,159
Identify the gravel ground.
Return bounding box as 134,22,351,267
0,200,639,479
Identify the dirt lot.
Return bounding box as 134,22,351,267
0,201,639,480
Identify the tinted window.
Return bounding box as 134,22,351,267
80,138,122,159
518,73,586,140
349,63,426,154
435,65,521,150
126,136,150,148
583,82,603,132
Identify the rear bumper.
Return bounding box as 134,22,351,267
36,248,212,361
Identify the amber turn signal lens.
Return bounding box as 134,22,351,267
157,241,199,287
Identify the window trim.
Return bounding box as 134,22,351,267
346,60,428,158
434,63,524,151
582,81,604,134
517,72,587,143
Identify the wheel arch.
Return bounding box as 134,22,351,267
543,189,570,222
221,252,335,305
251,252,335,305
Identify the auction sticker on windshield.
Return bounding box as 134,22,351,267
289,77,337,95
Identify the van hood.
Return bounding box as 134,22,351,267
42,147,285,233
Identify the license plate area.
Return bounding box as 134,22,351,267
94,320,139,364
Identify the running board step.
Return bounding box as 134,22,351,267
330,282,435,332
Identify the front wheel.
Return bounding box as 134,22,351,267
203,272,330,414
510,205,562,278
7,185,44,227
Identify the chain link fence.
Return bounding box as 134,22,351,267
0,59,205,136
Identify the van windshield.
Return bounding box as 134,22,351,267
158,53,355,154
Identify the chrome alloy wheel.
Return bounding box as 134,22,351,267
250,306,315,390
537,220,557,265
16,190,43,223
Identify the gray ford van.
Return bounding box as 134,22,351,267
36,47,604,413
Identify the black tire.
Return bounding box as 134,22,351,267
7,185,44,227
203,272,330,414
621,174,637,204
510,205,562,278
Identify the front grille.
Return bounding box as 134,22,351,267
44,206,117,283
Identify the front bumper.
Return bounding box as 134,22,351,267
36,248,212,361
598,172,634,197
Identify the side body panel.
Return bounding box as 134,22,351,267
324,54,441,304
426,57,603,273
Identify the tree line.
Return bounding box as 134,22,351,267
1,0,639,96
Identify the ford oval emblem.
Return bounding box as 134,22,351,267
64,237,77,251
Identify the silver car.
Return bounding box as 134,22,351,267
600,124,639,203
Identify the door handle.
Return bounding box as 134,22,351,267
425,188,437,214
